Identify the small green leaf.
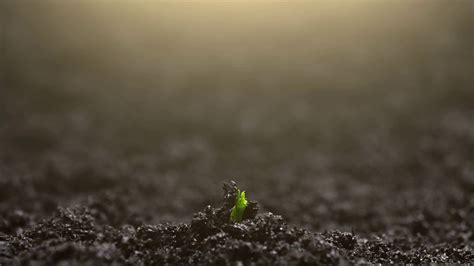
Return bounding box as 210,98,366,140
230,189,248,223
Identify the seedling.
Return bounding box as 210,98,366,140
229,189,248,223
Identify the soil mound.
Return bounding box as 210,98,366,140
1,182,472,265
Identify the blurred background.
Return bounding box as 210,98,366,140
1,0,474,234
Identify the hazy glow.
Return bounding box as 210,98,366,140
8,1,471,94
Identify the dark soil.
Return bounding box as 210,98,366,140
2,181,471,265
1,88,474,265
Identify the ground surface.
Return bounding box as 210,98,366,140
1,87,474,264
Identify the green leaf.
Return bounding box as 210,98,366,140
229,189,248,223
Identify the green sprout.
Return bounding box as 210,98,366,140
230,189,248,223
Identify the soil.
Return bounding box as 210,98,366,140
1,88,474,264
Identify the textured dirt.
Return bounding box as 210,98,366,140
1,88,474,264
2,181,472,265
